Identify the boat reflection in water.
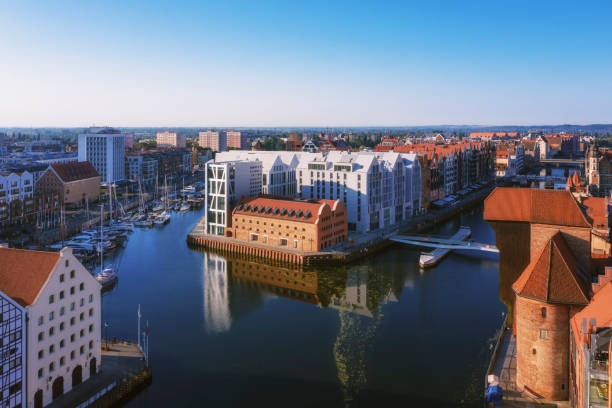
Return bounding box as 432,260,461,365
201,252,405,405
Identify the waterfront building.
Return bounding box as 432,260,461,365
126,154,159,187
297,150,421,232
77,127,126,184
0,247,102,408
521,140,540,166
35,162,100,206
0,288,27,408
537,136,550,160
198,131,227,152
569,278,612,408
226,131,247,150
0,171,34,203
202,159,262,236
495,142,524,177
587,144,612,197
230,196,347,250
485,187,611,402
0,191,60,228
156,131,186,148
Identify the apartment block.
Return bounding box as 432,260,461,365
226,131,248,150
199,131,227,152
77,127,126,184
156,131,186,148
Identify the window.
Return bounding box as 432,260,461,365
60,322,65,331
89,340,93,350
60,340,65,348
532,348,537,355
60,306,65,316
89,294,93,303
38,332,44,341
60,290,65,300
38,350,44,359
70,317,75,326
65,260,69,267
541,307,547,318
80,329,84,337
70,270,75,278
79,282,84,291
60,357,65,366
38,316,44,326
539,329,548,339
49,362,55,372
49,344,55,354
70,302,75,311
70,286,75,295
49,294,55,304
294,240,298,248
60,273,65,282
70,334,75,342
80,346,85,355
89,308,93,317
279,238,288,246
49,311,55,321
80,312,84,321
49,327,55,336
70,351,75,360
89,324,94,333
38,368,44,378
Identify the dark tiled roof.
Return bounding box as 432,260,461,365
0,248,60,307
233,197,339,224
512,232,590,305
51,161,99,182
484,188,591,228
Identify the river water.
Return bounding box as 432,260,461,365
100,206,504,407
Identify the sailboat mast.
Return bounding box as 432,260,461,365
100,203,104,271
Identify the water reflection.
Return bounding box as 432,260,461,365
203,253,232,333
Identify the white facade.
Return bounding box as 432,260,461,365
26,248,101,408
0,171,34,204
203,160,262,236
297,151,421,232
156,131,186,148
77,128,126,184
0,290,26,408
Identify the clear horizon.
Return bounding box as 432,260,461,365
1,0,611,127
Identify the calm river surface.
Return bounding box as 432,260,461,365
100,206,504,407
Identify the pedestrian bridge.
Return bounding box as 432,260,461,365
390,234,499,253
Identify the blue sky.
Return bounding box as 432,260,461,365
1,0,611,127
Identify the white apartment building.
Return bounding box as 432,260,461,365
202,159,262,236
0,289,26,408
77,127,126,184
199,131,227,152
156,131,186,148
0,247,102,408
0,171,34,204
297,151,421,232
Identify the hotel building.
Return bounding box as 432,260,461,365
77,127,126,184
0,247,102,408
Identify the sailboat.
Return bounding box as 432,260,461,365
95,203,118,291
153,175,171,225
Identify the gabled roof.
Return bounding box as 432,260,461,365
484,188,592,228
512,232,590,305
50,161,99,183
0,248,60,307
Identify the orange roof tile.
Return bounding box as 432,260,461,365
0,248,60,307
512,232,590,305
571,281,612,346
484,188,592,228
582,196,608,229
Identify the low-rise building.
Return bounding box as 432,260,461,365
0,247,102,408
230,196,347,250
35,162,100,206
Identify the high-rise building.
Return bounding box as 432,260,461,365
198,131,227,152
226,131,248,150
156,131,186,148
77,127,126,184
0,247,102,408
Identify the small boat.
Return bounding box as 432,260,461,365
179,202,191,212
151,202,164,212
95,268,118,291
134,218,153,227
153,211,170,225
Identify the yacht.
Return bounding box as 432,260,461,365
95,268,118,291
179,202,191,212
153,211,170,225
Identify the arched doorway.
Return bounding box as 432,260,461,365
90,357,97,377
72,365,82,387
34,389,43,408
52,376,64,400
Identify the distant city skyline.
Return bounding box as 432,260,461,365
1,1,611,127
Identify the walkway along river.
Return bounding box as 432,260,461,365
99,205,506,407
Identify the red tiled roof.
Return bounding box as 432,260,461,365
233,196,339,224
0,248,60,307
571,281,612,347
512,232,590,305
50,161,99,183
484,188,592,228
582,196,608,229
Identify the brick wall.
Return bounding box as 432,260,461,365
515,295,570,400
530,224,592,274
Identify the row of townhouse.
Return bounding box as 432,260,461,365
494,141,525,177
0,247,102,408
0,172,34,204
202,150,421,234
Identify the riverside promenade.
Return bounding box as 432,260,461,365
188,183,495,266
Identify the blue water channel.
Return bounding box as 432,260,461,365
100,206,504,407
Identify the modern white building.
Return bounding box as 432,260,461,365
0,288,27,408
77,127,126,184
202,159,262,236
0,171,34,204
156,131,186,148
0,247,102,408
297,151,421,232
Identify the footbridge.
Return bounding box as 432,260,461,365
389,234,499,253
